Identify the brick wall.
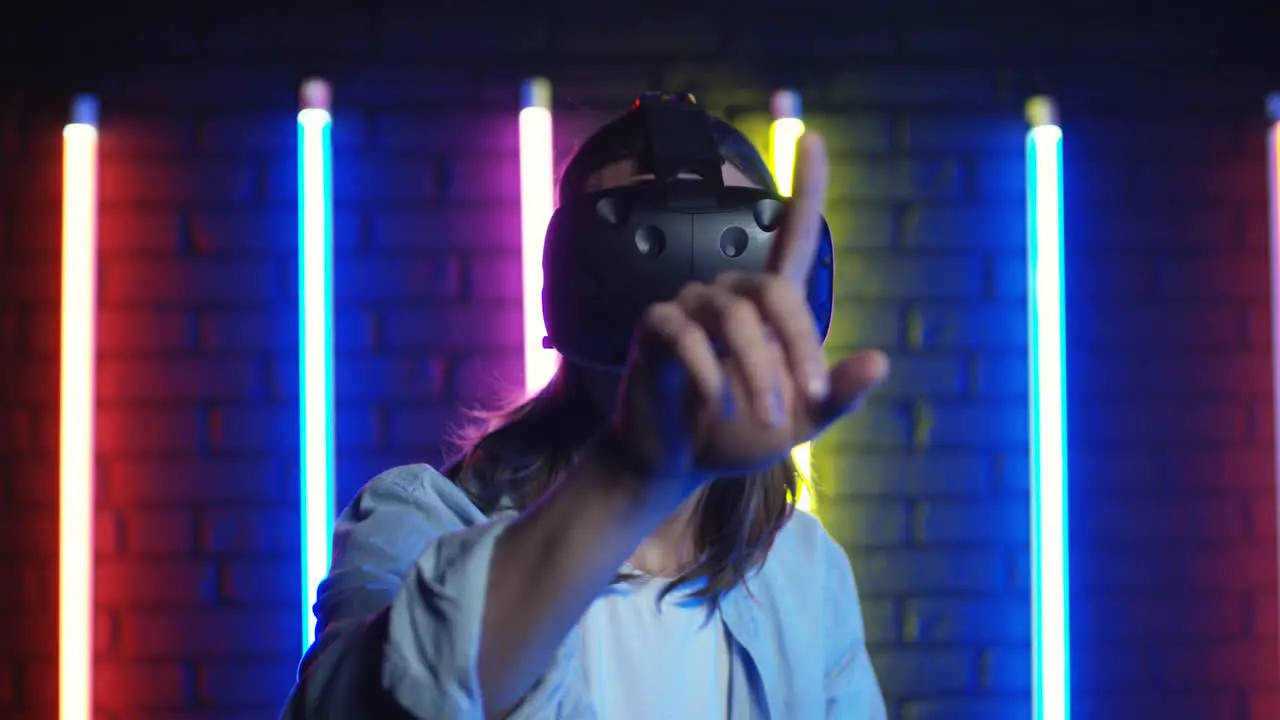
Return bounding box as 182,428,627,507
1,3,1277,718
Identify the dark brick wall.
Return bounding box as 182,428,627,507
1,3,1278,718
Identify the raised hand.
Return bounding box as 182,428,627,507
611,132,890,486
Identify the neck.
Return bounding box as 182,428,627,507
628,487,704,578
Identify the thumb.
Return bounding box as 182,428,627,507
810,350,890,430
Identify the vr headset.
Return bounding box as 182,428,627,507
541,92,835,370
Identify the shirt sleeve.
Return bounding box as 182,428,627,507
820,531,888,720
279,464,587,720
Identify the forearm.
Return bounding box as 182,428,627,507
478,443,689,716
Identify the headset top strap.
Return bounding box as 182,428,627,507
633,92,724,188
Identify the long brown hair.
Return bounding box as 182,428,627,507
444,105,798,604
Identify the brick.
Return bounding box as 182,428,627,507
208,403,382,451
1185,545,1273,590
901,113,1024,154
825,203,896,250
96,559,216,606
1074,544,1185,590
264,153,439,204
902,300,1026,350
1164,447,1273,491
95,661,192,710
873,648,974,695
437,156,522,202
199,109,365,154
188,207,363,254
196,658,297,708
997,251,1160,301
817,451,993,496
380,10,547,57
101,258,284,304
1157,252,1270,301
1076,400,1249,443
829,157,963,201
0,363,55,404
974,152,1130,202
1071,642,1148,690
556,13,724,56
331,253,463,301
377,112,519,154
219,559,295,604
914,500,1029,543
98,208,187,253
825,65,1002,106
324,63,478,106
383,302,523,350
818,500,908,548
465,254,522,302
122,509,197,554
1149,639,1279,686
903,597,1029,643
978,648,1028,692
1072,201,1244,251
99,158,258,204
273,354,446,401
836,253,985,299
96,407,204,454
1078,495,1246,542
0,564,49,606
451,353,526,406
99,113,194,156
199,508,297,555
387,405,466,454
1074,692,1241,720
206,12,373,56
1247,591,1277,636
117,609,294,656
0,257,59,302
901,699,1028,720
104,458,288,504
872,353,967,397
98,310,196,353
922,401,1027,448
1075,349,1272,396
733,15,899,58
1133,158,1268,204
970,353,1027,396
860,599,900,645
123,67,300,106
848,549,1005,594
1249,690,1280,719
199,308,376,351
822,401,914,449
371,203,520,252
1247,493,1274,537
823,300,906,350
899,202,1024,250
1073,301,1247,349
1075,593,1243,639
99,358,264,401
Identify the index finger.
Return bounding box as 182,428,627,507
766,132,829,287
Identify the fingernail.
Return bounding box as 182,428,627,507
807,366,829,400
770,388,786,427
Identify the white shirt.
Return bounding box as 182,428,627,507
580,574,732,720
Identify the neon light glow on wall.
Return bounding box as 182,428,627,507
1026,94,1071,720
769,89,816,513
1266,92,1280,660
298,77,336,652
519,77,558,395
59,93,99,720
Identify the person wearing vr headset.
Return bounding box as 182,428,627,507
282,93,890,719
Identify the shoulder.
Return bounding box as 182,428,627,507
332,464,493,559
759,509,864,618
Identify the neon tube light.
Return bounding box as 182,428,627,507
1026,95,1071,720
519,77,558,395
769,89,816,513
59,93,98,720
1266,92,1280,662
298,77,336,652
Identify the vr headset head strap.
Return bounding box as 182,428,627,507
633,92,725,189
